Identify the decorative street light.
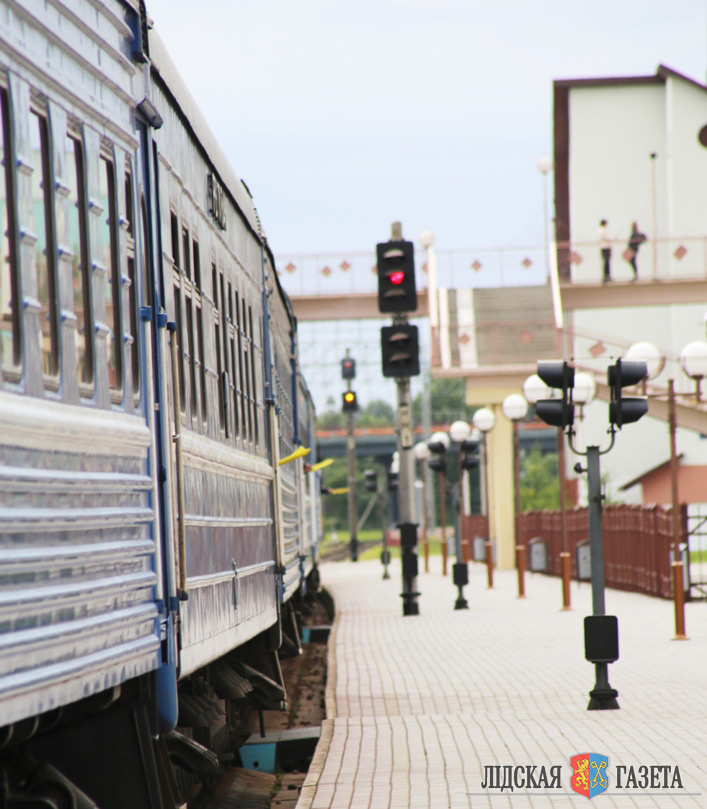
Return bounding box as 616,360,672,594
472,407,496,587
502,394,528,598
447,420,472,610
626,341,665,382
679,341,707,401
574,372,597,411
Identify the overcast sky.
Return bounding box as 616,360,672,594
145,1,707,411
146,0,706,257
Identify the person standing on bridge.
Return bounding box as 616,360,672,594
626,221,647,280
597,219,613,282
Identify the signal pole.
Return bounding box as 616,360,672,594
342,352,358,561
379,220,419,615
395,340,419,614
346,406,358,561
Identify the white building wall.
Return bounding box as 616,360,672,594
666,76,707,273
562,70,707,505
569,83,666,284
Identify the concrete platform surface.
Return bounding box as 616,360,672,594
297,557,707,809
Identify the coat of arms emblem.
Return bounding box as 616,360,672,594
570,753,609,799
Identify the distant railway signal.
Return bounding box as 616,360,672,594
341,356,356,380
376,240,417,313
342,390,358,412
607,359,648,428
535,360,575,431
381,324,420,378
460,438,480,470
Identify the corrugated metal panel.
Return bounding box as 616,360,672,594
0,396,160,726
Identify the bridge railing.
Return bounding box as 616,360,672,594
276,235,707,298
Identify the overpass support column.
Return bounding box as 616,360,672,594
486,403,516,570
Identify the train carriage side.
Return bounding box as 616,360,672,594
0,0,169,803
0,0,162,737
297,375,322,574
147,34,279,680
265,274,305,602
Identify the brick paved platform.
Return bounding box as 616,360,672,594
297,557,707,808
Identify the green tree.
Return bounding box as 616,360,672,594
520,445,560,512
357,399,395,428
412,376,476,427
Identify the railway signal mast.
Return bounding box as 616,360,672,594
376,223,421,615
342,351,359,561
534,358,648,711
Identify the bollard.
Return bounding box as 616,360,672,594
516,544,526,598
485,541,494,588
423,539,429,574
672,561,688,640
560,551,572,610
441,534,448,576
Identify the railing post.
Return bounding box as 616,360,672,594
516,544,526,598
672,561,688,640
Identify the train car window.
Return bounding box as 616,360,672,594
212,262,225,431
182,226,196,422
99,153,122,396
30,110,58,379
124,167,139,403
66,133,93,389
140,195,151,309
242,296,253,443
173,280,185,413
193,239,206,423
0,88,20,374
220,269,234,438
170,211,179,271
235,289,245,438
248,304,259,446
170,212,185,413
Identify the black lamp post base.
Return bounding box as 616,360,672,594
587,686,619,710
401,591,421,616
454,590,468,610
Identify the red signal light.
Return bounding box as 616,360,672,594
390,270,405,285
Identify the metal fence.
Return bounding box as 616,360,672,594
516,504,686,600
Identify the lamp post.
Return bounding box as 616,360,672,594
627,340,688,639
449,420,472,609
472,407,495,587
537,157,554,283
428,431,450,576
502,394,528,598
414,441,431,573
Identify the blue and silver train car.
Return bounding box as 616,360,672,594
0,2,321,806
